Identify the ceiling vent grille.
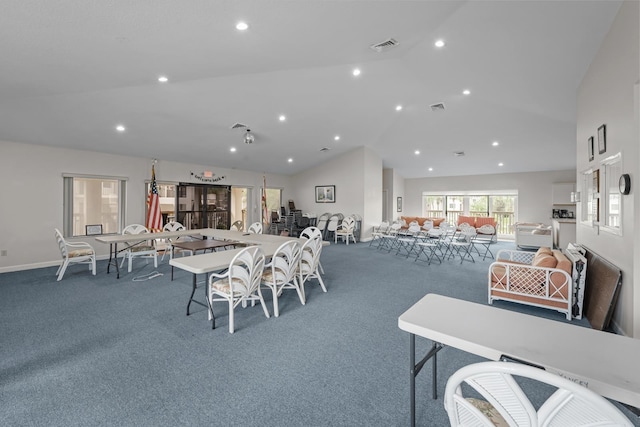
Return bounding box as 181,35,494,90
430,103,446,112
370,38,399,52
453,151,465,157
320,147,331,152
230,122,248,129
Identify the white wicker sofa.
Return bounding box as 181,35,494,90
488,247,573,319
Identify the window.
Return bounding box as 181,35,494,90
601,153,622,234
423,192,518,236
63,175,127,237
145,182,177,225
580,168,597,225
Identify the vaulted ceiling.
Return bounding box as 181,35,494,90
0,0,622,178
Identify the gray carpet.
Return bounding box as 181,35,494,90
1,240,637,426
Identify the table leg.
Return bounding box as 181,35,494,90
106,242,121,279
187,273,197,315
409,334,444,426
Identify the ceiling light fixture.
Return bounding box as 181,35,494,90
492,141,499,146
498,162,504,167
158,76,168,83
414,150,420,155
352,68,361,77
334,135,340,141
115,124,126,132
230,147,236,152
243,129,255,144
279,115,286,122
396,105,403,111
428,167,433,171
434,39,445,48
288,158,293,163
463,89,470,95
236,21,248,31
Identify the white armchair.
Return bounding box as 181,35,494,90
54,228,96,281
119,224,158,273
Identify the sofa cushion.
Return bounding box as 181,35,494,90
475,217,497,228
430,218,445,227
457,215,476,227
533,255,557,269
535,247,553,256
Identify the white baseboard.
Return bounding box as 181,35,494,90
0,255,111,274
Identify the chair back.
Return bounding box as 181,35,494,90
268,240,300,284
55,228,68,258
299,236,322,277
326,214,342,232
340,216,355,231
248,222,263,234
300,226,322,240
123,224,150,235
444,361,633,427
422,220,434,231
163,221,185,232
230,220,244,231
226,246,266,298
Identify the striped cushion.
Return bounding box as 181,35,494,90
466,398,509,427
69,249,94,257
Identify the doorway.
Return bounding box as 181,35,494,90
177,184,231,230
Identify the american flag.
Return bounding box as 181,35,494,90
146,164,163,232
262,175,269,227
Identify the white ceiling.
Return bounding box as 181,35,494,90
0,0,622,178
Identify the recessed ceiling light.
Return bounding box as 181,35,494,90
352,68,361,77
395,105,403,111
279,115,286,122
230,147,236,152
498,162,504,167
334,135,340,141
288,158,293,163
236,21,248,31
428,167,433,172
434,39,445,48
115,124,126,132
414,150,420,155
463,89,470,95
492,141,499,146
158,76,168,83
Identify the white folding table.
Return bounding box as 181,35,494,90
398,293,640,427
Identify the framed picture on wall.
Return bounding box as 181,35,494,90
598,124,606,154
588,136,594,162
315,185,335,203
397,197,402,212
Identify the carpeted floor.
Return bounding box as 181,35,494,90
1,240,637,426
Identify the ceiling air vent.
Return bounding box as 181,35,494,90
453,151,465,157
320,147,331,152
230,122,248,129
430,103,446,112
370,38,399,53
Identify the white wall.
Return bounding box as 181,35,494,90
290,146,382,240
404,170,576,225
383,168,405,223
576,0,639,337
0,140,292,272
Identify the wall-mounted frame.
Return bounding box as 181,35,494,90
397,197,403,212
85,224,103,236
588,136,594,162
598,124,607,154
315,185,335,203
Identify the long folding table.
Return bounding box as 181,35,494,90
398,293,640,427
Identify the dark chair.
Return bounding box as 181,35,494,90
292,216,310,237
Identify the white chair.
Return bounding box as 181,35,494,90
230,220,244,231
207,246,269,333
119,224,158,273
379,222,402,252
334,216,357,245
395,224,421,257
300,226,325,274
414,228,443,265
160,221,193,261
444,361,633,427
446,226,477,264
369,221,390,247
248,222,263,234
316,212,331,238
54,228,96,281
261,240,305,317
298,236,327,294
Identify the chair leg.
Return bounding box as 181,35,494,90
228,298,235,333
316,272,327,292
91,258,96,275
57,260,69,281
272,285,279,318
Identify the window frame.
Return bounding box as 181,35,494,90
63,174,127,237
600,152,623,235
